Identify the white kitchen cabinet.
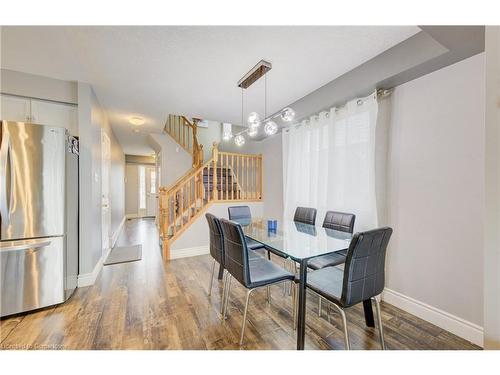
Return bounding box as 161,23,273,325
30,99,78,136
0,94,31,122
0,94,78,136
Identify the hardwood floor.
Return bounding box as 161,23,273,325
0,218,480,350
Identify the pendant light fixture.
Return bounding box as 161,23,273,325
234,59,296,146
234,134,245,146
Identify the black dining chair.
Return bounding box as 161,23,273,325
283,206,318,294
293,206,317,225
205,213,263,309
294,227,393,350
219,218,295,345
308,211,355,268
228,205,271,259
205,213,224,297
308,211,356,316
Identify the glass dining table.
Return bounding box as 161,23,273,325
234,218,375,350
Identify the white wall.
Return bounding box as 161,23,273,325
148,133,192,187
196,120,222,161
484,26,500,349
125,164,139,216
78,83,126,281
77,83,103,277
384,53,485,344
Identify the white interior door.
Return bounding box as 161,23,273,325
145,166,157,217
101,132,111,253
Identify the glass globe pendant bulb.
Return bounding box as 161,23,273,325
247,112,261,128
281,107,296,122
264,120,278,135
247,126,258,137
234,134,245,146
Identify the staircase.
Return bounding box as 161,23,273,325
158,115,263,259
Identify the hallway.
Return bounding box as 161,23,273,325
0,219,480,350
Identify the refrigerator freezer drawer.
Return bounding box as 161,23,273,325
0,236,64,317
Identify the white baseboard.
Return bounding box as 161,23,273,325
126,213,139,219
77,247,111,287
170,245,209,260
111,216,126,248
382,288,483,347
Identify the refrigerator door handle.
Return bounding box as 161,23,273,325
0,129,10,226
8,135,14,215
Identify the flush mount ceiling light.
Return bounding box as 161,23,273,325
129,116,145,126
235,59,295,146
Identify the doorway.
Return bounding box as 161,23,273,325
101,131,111,254
144,166,157,217
137,164,157,218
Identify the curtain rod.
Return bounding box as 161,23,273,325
289,87,393,127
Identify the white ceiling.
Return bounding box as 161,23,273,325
1,26,420,155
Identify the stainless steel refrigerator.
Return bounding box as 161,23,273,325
0,120,79,317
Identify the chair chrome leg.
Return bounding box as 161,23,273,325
239,289,255,345
331,303,350,350
208,259,216,296
283,259,288,296
318,296,322,317
223,275,233,319
372,296,386,350
220,271,228,315
267,285,271,304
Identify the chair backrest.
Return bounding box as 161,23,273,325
293,206,317,225
205,213,224,265
219,218,250,287
322,211,356,233
228,206,252,221
341,227,393,307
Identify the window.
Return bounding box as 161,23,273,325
150,170,156,194
139,166,146,210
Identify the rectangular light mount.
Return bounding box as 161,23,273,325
237,60,272,89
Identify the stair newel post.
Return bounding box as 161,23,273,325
212,142,219,201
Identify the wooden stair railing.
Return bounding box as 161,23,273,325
165,114,204,168
159,142,263,259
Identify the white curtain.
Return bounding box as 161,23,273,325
282,92,379,231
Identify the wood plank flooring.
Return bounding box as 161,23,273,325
0,218,480,350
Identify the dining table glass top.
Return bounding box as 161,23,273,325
235,218,352,262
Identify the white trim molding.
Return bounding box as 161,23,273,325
77,247,111,287
111,216,126,248
382,288,483,347
170,245,209,260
